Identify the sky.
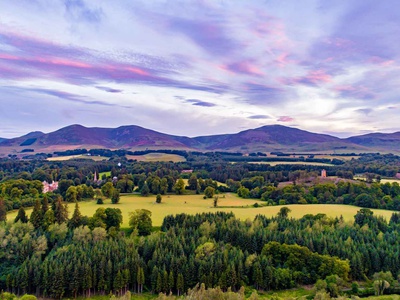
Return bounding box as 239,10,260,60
0,0,399,138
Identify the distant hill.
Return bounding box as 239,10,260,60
0,124,397,154
194,125,358,152
0,124,200,150
346,132,400,151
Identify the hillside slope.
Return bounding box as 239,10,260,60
0,124,394,154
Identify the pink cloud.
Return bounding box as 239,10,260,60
333,85,375,100
367,56,395,67
280,69,332,86
277,116,294,122
0,31,175,85
221,60,263,76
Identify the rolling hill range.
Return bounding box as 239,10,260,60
346,132,400,151
0,124,398,155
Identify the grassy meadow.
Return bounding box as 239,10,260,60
7,193,396,228
126,152,186,162
47,154,109,161
249,161,334,167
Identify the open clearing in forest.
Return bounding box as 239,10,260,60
47,154,109,161
126,153,186,162
8,194,395,228
249,161,334,167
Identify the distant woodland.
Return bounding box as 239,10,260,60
1,151,400,299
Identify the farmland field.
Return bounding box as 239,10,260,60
267,153,359,161
8,194,395,227
354,176,400,184
47,154,109,161
381,178,400,184
126,152,186,162
249,161,334,167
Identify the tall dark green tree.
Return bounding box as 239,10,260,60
141,182,150,197
0,198,7,222
54,196,68,224
42,195,49,214
68,202,83,229
15,207,28,223
105,208,123,230
30,198,43,229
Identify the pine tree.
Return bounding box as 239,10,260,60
17,262,29,294
162,269,169,293
54,196,68,224
0,198,7,222
177,273,184,296
68,202,83,229
141,182,150,197
30,198,43,229
137,267,144,294
42,209,55,229
156,272,162,293
168,270,174,294
151,266,159,293
15,207,28,223
41,195,49,214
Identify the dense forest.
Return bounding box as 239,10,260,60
0,151,400,299
2,209,400,298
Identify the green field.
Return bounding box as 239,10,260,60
249,161,334,167
7,194,396,227
126,153,186,162
47,154,109,161
99,171,111,179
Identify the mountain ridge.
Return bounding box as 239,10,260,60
0,124,398,154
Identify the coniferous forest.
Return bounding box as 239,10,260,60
0,151,400,299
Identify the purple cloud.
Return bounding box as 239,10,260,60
10,86,131,108
248,115,271,119
186,99,216,107
222,60,263,77
241,83,285,105
281,70,332,87
0,31,227,93
96,86,123,93
355,108,373,115
333,85,376,100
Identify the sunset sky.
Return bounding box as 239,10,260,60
0,0,399,138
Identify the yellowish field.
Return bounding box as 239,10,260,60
126,153,186,162
249,161,334,167
267,153,359,161
381,178,400,184
354,177,400,184
7,194,396,227
47,154,109,161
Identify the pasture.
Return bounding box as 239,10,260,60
267,153,359,161
381,178,400,184
126,152,186,162
249,161,334,167
7,194,395,228
47,154,109,161
99,171,111,179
